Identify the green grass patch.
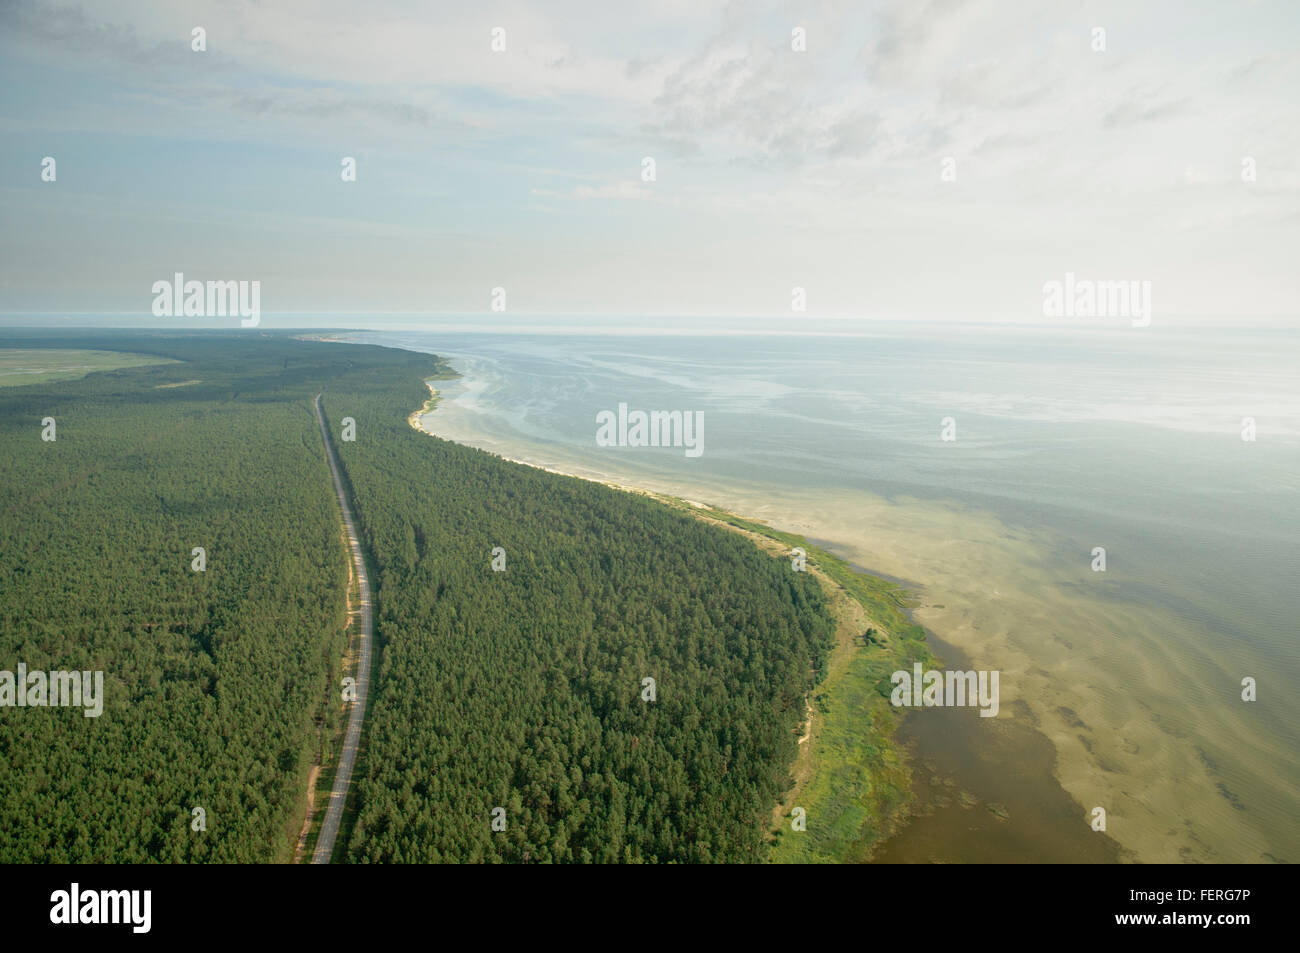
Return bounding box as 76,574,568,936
0,348,177,387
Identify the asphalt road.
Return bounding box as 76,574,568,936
311,393,372,864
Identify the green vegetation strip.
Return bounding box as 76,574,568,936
676,506,935,863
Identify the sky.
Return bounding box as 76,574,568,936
1,0,1298,325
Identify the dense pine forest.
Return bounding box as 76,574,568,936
0,330,834,863
0,331,369,861
324,378,835,863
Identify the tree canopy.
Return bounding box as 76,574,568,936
0,330,833,863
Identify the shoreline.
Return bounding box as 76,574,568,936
410,380,716,504
403,369,1137,864
380,339,1294,865
403,380,975,862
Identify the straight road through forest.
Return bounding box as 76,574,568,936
311,393,372,864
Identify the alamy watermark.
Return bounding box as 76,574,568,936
890,664,999,717
1042,272,1151,327
595,403,704,457
1,664,104,717
152,273,260,327
50,883,150,933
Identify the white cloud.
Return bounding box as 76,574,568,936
2,0,1298,317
